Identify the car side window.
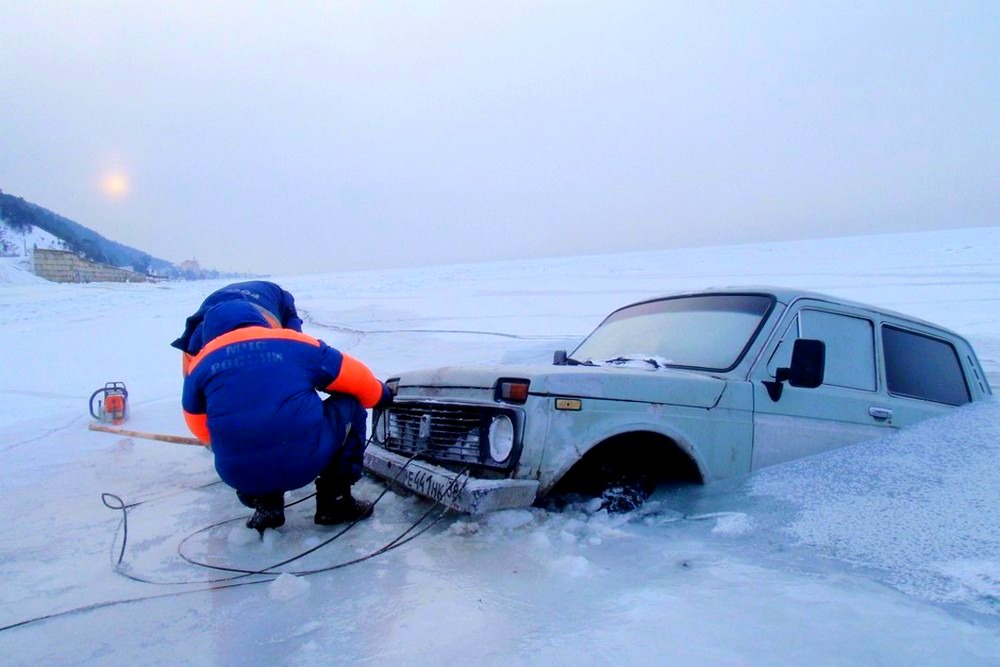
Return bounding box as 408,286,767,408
882,325,970,405
800,310,877,391
767,309,876,391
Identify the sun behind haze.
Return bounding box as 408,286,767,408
99,171,129,200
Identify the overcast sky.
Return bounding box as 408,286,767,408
1,2,997,275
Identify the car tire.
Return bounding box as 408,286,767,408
580,458,656,513
600,476,654,513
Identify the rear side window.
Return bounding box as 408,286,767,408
882,326,970,405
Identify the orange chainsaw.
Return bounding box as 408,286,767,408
89,381,129,425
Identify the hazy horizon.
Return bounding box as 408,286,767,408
2,2,997,275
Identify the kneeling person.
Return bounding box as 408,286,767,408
181,301,392,532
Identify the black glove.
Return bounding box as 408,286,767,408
375,382,395,410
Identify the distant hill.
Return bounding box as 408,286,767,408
0,189,229,279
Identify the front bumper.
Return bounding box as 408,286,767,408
363,444,539,514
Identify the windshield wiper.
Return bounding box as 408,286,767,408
604,356,663,369
563,356,597,366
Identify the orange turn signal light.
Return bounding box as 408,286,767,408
496,379,530,404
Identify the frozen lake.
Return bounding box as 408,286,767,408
1,227,998,664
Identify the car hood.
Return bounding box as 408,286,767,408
395,364,726,409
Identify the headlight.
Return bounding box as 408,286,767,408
373,410,388,444
488,414,514,462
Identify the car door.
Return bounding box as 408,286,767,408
749,301,892,470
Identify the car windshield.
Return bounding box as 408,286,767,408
571,294,775,371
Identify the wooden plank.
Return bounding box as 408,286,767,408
88,423,206,447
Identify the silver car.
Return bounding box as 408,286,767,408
364,288,992,513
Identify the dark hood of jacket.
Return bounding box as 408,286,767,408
201,301,272,345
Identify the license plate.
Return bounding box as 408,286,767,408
363,451,464,506
363,446,539,514
398,465,464,505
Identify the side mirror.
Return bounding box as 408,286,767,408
764,338,825,401
553,350,568,365
785,338,825,388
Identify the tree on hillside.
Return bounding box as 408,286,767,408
131,253,152,274
75,238,108,264
0,226,17,256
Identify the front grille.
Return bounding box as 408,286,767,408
375,401,520,470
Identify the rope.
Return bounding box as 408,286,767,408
2,447,471,632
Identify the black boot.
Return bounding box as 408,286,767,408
245,493,286,534
314,480,373,526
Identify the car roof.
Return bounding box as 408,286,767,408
634,285,959,336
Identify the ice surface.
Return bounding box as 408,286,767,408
1,227,998,664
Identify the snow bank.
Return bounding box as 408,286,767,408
752,399,1000,614
0,218,67,258
0,258,46,284
0,218,72,284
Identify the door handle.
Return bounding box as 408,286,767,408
869,406,893,421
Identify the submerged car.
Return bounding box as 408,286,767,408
364,287,992,513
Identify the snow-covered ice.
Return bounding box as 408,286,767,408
1,227,998,664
